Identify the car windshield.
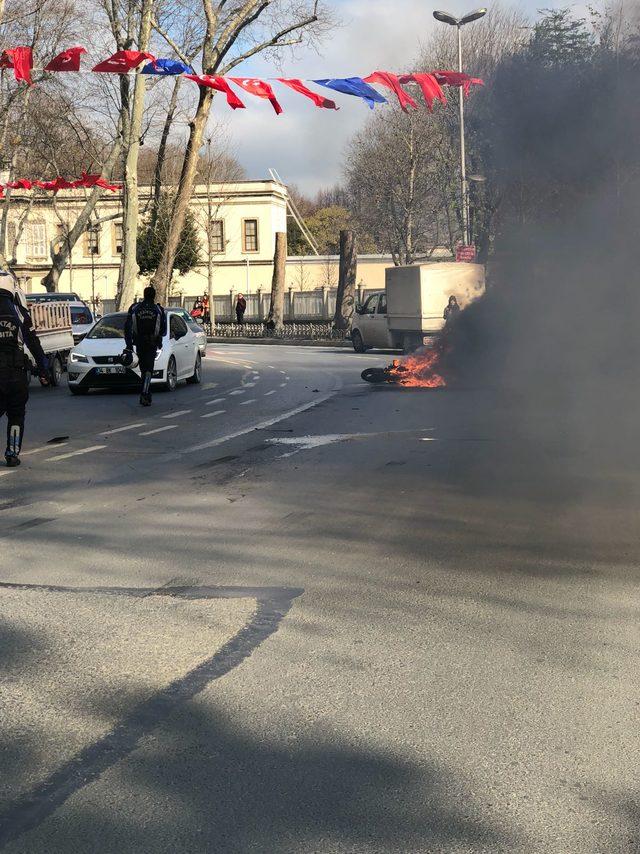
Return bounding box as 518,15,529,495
71,306,92,325
86,314,126,339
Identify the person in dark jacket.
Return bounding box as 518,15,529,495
124,286,166,407
0,271,50,467
235,293,247,325
443,295,461,324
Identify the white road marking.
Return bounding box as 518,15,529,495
242,382,256,388
285,376,291,380
268,365,276,369
183,394,335,455
264,390,276,396
161,410,191,419
22,443,70,456
206,397,226,406
243,364,253,369
279,370,286,375
240,399,257,405
0,469,17,478
202,382,218,390
46,445,107,462
229,389,246,396
201,410,226,419
100,423,146,436
279,383,287,387
139,425,179,436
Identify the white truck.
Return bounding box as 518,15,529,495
26,300,74,385
351,262,485,353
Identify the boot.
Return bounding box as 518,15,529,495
5,450,20,467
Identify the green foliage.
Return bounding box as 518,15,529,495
137,193,201,276
288,205,376,256
528,8,595,65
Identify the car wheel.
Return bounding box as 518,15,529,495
49,355,63,386
352,330,367,353
164,356,178,391
69,385,89,396
187,352,202,385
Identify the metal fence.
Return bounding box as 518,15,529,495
99,286,376,324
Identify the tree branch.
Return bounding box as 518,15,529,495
218,13,318,73
150,17,194,67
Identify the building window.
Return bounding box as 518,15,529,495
113,222,123,255
209,219,224,253
84,226,100,257
25,222,47,259
243,219,258,253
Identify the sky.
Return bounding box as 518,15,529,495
211,0,549,196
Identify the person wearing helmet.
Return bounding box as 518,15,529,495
0,271,50,467
124,285,166,407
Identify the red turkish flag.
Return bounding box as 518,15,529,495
6,179,33,190
399,73,447,111
45,47,86,72
5,47,33,85
70,173,121,192
34,177,76,192
184,74,246,109
364,72,418,112
276,78,338,110
92,50,154,73
433,70,484,97
229,78,283,115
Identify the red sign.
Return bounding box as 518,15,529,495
456,244,476,263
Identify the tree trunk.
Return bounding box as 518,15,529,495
41,134,123,292
150,87,214,304
266,231,286,331
116,0,153,311
334,229,357,330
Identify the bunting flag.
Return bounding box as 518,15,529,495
277,78,338,110
4,47,33,85
364,72,418,112
185,74,245,109
0,41,484,116
433,70,484,96
143,58,193,76
400,73,447,111
314,77,387,110
45,47,86,72
0,174,121,194
92,50,154,73
229,78,283,115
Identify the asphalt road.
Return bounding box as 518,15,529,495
1,344,638,853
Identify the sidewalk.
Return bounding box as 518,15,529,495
207,336,351,348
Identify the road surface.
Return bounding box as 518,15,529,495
0,344,638,853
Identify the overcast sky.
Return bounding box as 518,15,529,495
215,0,553,195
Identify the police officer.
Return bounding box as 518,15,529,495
124,286,166,407
0,271,50,467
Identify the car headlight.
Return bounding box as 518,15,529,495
70,351,89,363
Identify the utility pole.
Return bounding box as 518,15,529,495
433,8,487,246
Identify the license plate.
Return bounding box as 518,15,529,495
97,366,125,374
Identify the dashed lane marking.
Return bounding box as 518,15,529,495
240,399,257,405
161,410,191,419
0,469,17,478
279,370,286,375
268,365,276,369
242,382,256,388
243,364,253,369
22,443,70,456
264,390,276,396
100,423,146,436
279,383,287,388
229,390,246,396
139,425,179,436
201,410,226,419
206,398,226,406
202,382,219,390
46,445,107,462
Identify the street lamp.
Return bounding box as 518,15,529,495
433,7,487,247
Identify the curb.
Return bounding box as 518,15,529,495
206,337,351,348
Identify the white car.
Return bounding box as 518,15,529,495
67,310,202,395
171,307,207,356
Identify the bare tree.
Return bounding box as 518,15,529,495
149,0,333,302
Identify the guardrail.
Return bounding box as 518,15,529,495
208,322,347,341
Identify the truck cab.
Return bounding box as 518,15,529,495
351,291,391,352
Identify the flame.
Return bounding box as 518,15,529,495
388,348,446,388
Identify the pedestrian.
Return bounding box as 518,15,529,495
443,295,461,324
235,293,247,325
124,286,166,407
0,271,50,467
202,293,210,325
190,298,204,320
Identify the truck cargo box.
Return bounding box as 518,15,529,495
386,262,485,334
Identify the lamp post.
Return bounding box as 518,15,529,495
433,7,487,247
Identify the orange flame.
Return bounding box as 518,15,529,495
388,349,446,388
